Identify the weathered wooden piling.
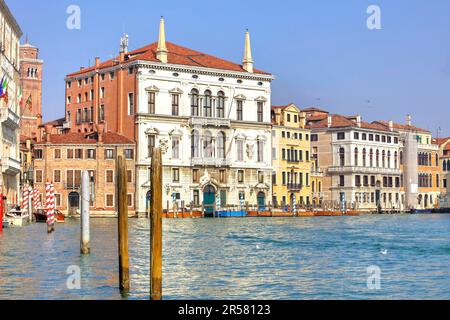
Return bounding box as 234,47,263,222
80,171,90,254
117,156,130,292
150,148,163,300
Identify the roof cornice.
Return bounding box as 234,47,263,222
0,0,23,37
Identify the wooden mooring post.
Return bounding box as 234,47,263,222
117,156,130,292
150,148,163,300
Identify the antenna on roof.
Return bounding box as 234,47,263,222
120,33,129,54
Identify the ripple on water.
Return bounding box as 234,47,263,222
0,215,450,299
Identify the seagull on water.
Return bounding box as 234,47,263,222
380,249,388,255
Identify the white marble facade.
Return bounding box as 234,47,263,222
134,63,274,215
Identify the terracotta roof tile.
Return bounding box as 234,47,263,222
36,132,134,145
309,114,392,132
302,107,329,114
374,120,430,133
39,117,65,128
68,42,270,77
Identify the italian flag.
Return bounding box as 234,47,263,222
19,86,23,107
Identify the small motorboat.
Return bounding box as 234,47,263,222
34,209,66,223
5,208,30,227
55,210,66,223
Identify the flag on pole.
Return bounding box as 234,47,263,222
0,76,8,101
19,86,23,107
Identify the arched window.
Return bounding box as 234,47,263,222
400,151,404,165
354,148,359,166
362,148,367,167
370,149,374,167
436,154,439,167
204,131,213,158
312,181,315,193
191,89,199,116
339,147,345,167
382,150,386,168
376,150,380,167
217,91,225,118
387,151,391,168
191,130,200,158
204,90,212,117
428,153,432,167
444,160,448,172
217,132,226,159
394,151,398,169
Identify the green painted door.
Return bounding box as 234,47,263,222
257,192,266,210
203,186,216,216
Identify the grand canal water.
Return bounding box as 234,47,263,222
1,214,449,300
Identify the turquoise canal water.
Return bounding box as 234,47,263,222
1,215,450,300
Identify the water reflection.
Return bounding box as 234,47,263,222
0,215,449,300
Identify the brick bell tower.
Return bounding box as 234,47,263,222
19,38,43,139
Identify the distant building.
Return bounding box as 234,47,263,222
271,104,313,209
432,136,450,207
0,0,23,208
308,111,402,212
373,116,441,210
32,128,135,216
19,39,43,139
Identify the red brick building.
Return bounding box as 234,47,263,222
19,39,43,139
32,128,136,216
64,53,136,140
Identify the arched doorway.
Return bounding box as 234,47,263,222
424,195,429,208
68,192,80,215
203,185,216,217
257,192,266,210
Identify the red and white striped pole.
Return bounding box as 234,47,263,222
50,183,56,226
22,184,29,213
45,182,55,233
33,189,42,210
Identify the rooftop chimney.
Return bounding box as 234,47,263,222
45,125,52,143
242,30,254,73
327,115,333,128
299,112,306,129
389,120,394,132
356,114,362,128
406,114,412,127
156,17,168,63
95,57,100,67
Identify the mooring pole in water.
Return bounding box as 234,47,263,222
80,171,90,254
28,186,33,223
117,156,130,292
150,148,162,300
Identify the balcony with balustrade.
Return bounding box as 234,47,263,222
189,117,231,128
287,183,303,191
191,157,231,167
1,157,21,175
327,165,401,175
1,107,20,129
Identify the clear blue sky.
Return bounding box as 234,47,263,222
8,0,450,136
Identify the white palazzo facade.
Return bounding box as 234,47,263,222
134,22,274,216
